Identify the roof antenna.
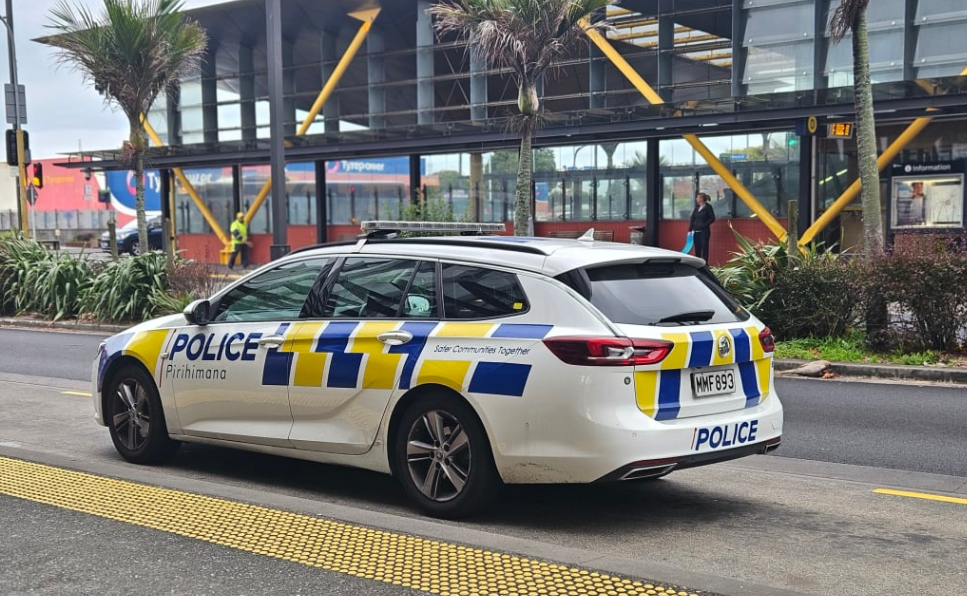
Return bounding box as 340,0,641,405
578,228,595,242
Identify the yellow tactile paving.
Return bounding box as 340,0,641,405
0,456,708,596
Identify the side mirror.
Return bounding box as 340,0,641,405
183,299,211,326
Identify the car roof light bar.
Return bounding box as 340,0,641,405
360,220,507,237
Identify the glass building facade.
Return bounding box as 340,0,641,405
53,0,967,264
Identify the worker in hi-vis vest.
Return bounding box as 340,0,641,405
228,211,252,269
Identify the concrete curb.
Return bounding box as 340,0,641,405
0,317,127,334
775,358,967,385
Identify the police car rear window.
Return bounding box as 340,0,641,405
564,262,748,326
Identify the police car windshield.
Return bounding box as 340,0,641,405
560,262,749,327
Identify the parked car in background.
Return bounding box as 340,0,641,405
101,213,163,256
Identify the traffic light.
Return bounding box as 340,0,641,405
32,162,44,189
5,130,15,166
4,129,29,166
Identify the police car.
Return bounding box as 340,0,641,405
92,221,782,518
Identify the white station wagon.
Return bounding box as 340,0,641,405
93,222,783,518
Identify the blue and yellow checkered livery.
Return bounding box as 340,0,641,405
635,326,771,421
263,321,552,397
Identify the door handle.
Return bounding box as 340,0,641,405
377,330,413,346
257,335,286,348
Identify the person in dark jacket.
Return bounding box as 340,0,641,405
688,192,715,261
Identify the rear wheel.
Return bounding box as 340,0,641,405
107,365,179,464
394,394,500,518
128,240,141,256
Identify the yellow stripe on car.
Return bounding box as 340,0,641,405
124,330,169,374
634,371,660,418
660,333,690,370
417,360,473,392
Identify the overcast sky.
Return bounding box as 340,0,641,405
2,0,221,159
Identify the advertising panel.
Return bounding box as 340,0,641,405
889,162,965,230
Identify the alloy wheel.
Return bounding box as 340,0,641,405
405,410,472,502
112,378,151,452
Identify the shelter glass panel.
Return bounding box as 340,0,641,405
327,158,411,225
660,132,800,220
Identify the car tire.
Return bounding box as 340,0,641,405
129,240,141,256
106,365,180,464
394,394,501,519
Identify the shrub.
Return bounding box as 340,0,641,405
862,238,967,352
19,252,93,320
148,257,220,316
0,234,57,316
714,230,853,340
83,252,170,323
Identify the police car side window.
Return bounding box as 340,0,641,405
441,264,528,319
324,258,420,319
213,258,330,323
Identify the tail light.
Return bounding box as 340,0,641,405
759,327,776,353
543,337,672,366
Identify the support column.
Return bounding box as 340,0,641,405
239,44,257,141
417,0,435,125
813,0,830,92
160,169,173,262
903,0,919,82
266,0,289,258
201,44,219,144
282,40,297,136
470,45,488,121
469,152,483,220
315,160,328,244
658,0,675,102
589,44,607,109
165,84,182,146
409,154,422,205
646,138,661,247
321,31,341,133
798,135,814,237
368,28,386,129
731,0,748,98
231,164,242,216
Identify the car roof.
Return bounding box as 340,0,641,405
284,236,706,276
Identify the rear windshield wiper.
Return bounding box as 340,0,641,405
655,310,715,325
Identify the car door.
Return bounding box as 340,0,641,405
168,257,332,447
286,257,438,454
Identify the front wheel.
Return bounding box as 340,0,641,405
128,240,141,256
106,365,179,464
394,395,500,518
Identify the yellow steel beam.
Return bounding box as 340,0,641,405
142,118,231,247
244,8,380,225
583,23,664,104
799,64,967,246
582,19,788,241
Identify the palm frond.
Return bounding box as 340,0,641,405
46,0,207,130
829,0,869,43
428,0,616,85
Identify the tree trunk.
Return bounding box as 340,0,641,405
130,124,148,255
852,10,884,257
135,148,148,254
514,81,539,236
514,127,533,236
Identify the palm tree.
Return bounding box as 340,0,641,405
830,0,883,256
429,0,614,235
46,0,207,253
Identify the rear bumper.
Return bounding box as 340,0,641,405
594,436,781,482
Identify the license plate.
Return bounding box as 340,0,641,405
692,369,736,397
